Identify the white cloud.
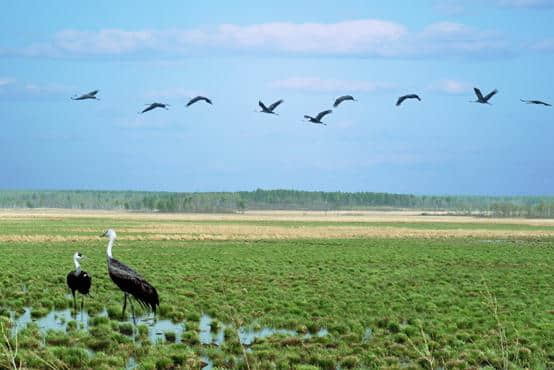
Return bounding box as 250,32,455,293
427,79,473,94
211,20,406,55
410,22,510,58
4,19,512,60
270,77,396,93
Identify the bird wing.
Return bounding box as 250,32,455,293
259,101,269,111
186,96,201,106
315,110,332,121
334,95,354,107
483,89,497,102
396,96,407,106
522,99,551,106
78,271,91,294
88,90,99,96
304,115,313,120
473,88,485,101
67,270,91,294
413,94,421,101
141,105,155,113
67,271,77,290
204,97,213,104
268,99,283,111
109,258,159,311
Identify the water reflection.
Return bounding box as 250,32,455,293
10,308,330,368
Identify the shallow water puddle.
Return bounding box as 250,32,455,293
199,314,225,345
10,308,329,369
11,307,184,345
11,307,98,337
200,314,329,346
200,356,214,370
363,327,373,341
12,309,330,343
149,317,184,343
12,309,330,345
239,326,329,345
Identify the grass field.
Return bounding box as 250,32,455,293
0,210,552,369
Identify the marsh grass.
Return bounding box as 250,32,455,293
0,320,18,370
0,212,552,368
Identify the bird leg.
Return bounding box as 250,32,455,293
72,291,76,312
80,296,85,322
122,293,128,319
129,298,136,325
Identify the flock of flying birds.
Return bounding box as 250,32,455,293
71,87,551,126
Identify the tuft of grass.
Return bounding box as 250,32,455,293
164,331,176,343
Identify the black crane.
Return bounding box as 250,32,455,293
333,95,356,107
102,229,159,323
396,94,421,106
304,110,332,125
520,99,551,107
186,96,213,107
139,102,169,114
71,90,99,100
471,88,498,104
66,252,91,312
258,99,284,115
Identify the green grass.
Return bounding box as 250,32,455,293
0,217,552,368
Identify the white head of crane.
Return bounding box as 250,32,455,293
102,229,117,258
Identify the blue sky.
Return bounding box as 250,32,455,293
1,0,554,195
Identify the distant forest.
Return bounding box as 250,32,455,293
1,189,554,218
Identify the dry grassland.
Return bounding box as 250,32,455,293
3,208,554,225
1,209,554,241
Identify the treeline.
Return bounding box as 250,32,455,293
1,189,554,218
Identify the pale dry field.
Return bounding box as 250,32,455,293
3,207,554,225
2,208,554,241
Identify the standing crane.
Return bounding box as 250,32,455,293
186,96,213,107
471,88,498,104
304,110,332,125
66,252,91,312
333,95,356,108
396,94,421,106
102,229,159,323
71,90,99,100
139,102,170,114
258,99,284,115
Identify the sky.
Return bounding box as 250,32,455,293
1,0,554,195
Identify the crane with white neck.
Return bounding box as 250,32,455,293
102,229,159,323
66,252,91,312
